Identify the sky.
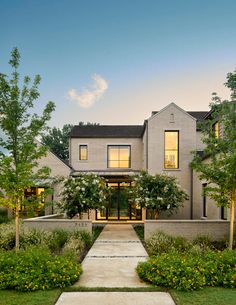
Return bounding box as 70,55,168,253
1,0,236,127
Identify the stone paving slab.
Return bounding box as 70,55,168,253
97,224,139,241
76,257,148,287
55,292,176,305
86,241,148,257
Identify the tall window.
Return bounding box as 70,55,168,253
202,183,207,217
164,131,179,169
79,145,88,160
213,121,219,139
108,145,131,168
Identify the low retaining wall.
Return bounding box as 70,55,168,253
145,220,235,241
24,214,92,234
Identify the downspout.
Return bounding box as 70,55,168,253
190,168,193,219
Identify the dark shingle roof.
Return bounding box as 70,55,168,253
187,111,209,121
70,125,144,138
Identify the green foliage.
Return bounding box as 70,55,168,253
0,247,82,291
0,223,93,258
137,250,236,291
47,229,70,253
192,235,212,251
41,124,73,160
133,224,144,241
130,171,188,216
61,174,110,218
191,70,236,248
0,48,55,250
0,222,16,250
146,231,190,255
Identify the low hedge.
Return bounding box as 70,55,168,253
0,247,82,291
137,250,236,291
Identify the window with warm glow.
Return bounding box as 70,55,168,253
213,122,219,139
108,145,131,168
164,131,179,169
79,145,88,160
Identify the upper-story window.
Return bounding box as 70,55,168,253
79,145,88,160
107,145,131,168
213,121,219,139
164,131,179,169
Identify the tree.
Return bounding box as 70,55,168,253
191,70,236,250
41,122,99,161
130,171,188,218
0,48,55,250
61,174,110,218
41,124,73,160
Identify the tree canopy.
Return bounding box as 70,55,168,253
0,48,55,250
191,69,236,249
130,171,188,218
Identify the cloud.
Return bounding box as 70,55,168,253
68,74,108,108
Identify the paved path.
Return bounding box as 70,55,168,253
76,224,148,287
55,224,176,305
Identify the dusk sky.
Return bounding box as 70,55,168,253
1,0,236,127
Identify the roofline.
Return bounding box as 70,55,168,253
148,102,197,122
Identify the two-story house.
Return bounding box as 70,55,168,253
67,102,225,221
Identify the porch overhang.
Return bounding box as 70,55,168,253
71,170,140,178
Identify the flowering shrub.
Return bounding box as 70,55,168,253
136,250,236,291
0,247,82,291
61,174,110,218
130,171,188,216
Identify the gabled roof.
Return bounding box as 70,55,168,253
152,110,209,122
70,125,144,138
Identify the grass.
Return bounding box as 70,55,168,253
92,225,104,242
0,286,235,305
172,287,236,305
0,289,61,305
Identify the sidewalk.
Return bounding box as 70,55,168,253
55,224,176,305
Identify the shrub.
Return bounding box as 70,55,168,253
0,247,82,291
0,222,16,250
47,229,70,253
146,231,173,255
136,250,236,291
73,230,92,249
193,235,212,251
146,231,189,255
20,229,50,250
137,252,206,291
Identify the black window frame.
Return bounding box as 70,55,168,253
79,144,88,161
164,130,179,169
202,183,207,217
107,145,131,169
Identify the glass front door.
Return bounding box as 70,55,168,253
97,181,142,220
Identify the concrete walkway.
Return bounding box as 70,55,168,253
55,224,176,305
76,224,148,287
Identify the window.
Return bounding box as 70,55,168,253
164,131,179,169
221,206,227,220
213,122,219,139
107,145,131,168
202,183,207,217
79,145,88,160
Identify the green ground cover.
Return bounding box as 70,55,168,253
0,287,235,305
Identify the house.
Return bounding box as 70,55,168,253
66,102,227,221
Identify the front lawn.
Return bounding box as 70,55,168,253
172,287,236,305
0,287,235,305
0,289,61,305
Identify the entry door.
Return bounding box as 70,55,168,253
107,183,119,220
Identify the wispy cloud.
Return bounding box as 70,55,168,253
68,74,108,108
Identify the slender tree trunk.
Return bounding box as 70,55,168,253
15,198,20,251
229,189,235,250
